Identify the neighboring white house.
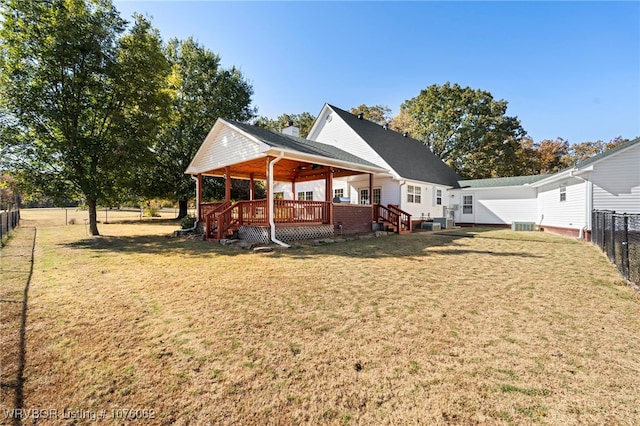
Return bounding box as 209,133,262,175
275,104,462,223
450,175,548,226
450,137,640,238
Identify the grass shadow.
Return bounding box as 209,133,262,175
0,227,36,426
61,227,552,260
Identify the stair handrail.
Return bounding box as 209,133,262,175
215,201,241,239
204,201,231,239
387,204,412,232
374,204,412,233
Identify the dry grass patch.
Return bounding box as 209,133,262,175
2,212,640,425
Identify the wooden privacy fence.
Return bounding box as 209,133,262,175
0,208,20,244
592,210,640,285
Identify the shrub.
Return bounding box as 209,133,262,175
143,205,161,217
181,215,196,229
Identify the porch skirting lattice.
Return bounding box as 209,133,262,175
238,225,335,244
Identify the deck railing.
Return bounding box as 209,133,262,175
203,199,331,239
274,200,330,224
200,202,226,221
374,204,412,233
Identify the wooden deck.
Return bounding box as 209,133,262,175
203,199,331,240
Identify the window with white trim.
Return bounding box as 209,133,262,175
334,188,344,199
407,185,421,203
373,188,381,204
462,195,473,214
359,188,369,205
436,189,442,206
560,185,566,202
297,191,313,201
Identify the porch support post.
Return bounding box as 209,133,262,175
325,171,333,224
369,173,374,223
265,157,271,224
224,166,231,202
292,179,296,200
249,173,255,201
197,173,203,220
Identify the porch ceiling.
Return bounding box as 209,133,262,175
200,156,370,182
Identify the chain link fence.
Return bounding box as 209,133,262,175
592,210,640,285
0,208,20,245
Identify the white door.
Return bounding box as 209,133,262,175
359,188,370,205
460,194,475,223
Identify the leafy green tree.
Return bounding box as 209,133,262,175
350,104,392,125
397,82,527,178
254,112,316,138
0,0,170,235
148,37,256,218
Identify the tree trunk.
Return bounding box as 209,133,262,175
87,197,100,236
177,198,188,220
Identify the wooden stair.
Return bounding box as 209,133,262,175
374,204,412,234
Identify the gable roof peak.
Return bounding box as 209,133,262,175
326,104,461,187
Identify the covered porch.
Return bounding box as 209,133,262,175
186,119,388,244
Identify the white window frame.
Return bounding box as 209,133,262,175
297,191,313,201
560,185,566,202
462,195,473,214
435,189,442,206
407,185,421,203
334,188,344,199
359,188,370,205
372,187,381,205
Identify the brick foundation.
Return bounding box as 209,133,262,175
333,204,373,235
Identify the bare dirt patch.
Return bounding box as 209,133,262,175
2,212,639,425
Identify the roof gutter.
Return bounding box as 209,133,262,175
265,148,387,175
268,152,290,248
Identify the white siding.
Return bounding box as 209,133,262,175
450,187,537,224
537,178,587,230
273,180,326,201
400,181,446,218
310,109,395,176
345,176,388,205
193,126,265,173
590,144,640,213
379,178,400,206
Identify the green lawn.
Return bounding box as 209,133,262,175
1,209,639,425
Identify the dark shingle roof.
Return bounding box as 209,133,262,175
328,105,462,187
458,174,551,189
227,120,382,170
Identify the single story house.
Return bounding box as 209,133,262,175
450,137,640,238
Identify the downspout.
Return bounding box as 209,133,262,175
571,170,590,240
398,180,407,206
268,153,290,248
180,175,200,233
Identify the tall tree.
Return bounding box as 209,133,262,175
254,112,316,138
397,82,527,178
0,0,170,235
534,138,571,174
350,104,392,125
515,136,541,176
148,37,256,218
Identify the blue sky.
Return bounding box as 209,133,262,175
114,1,640,144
